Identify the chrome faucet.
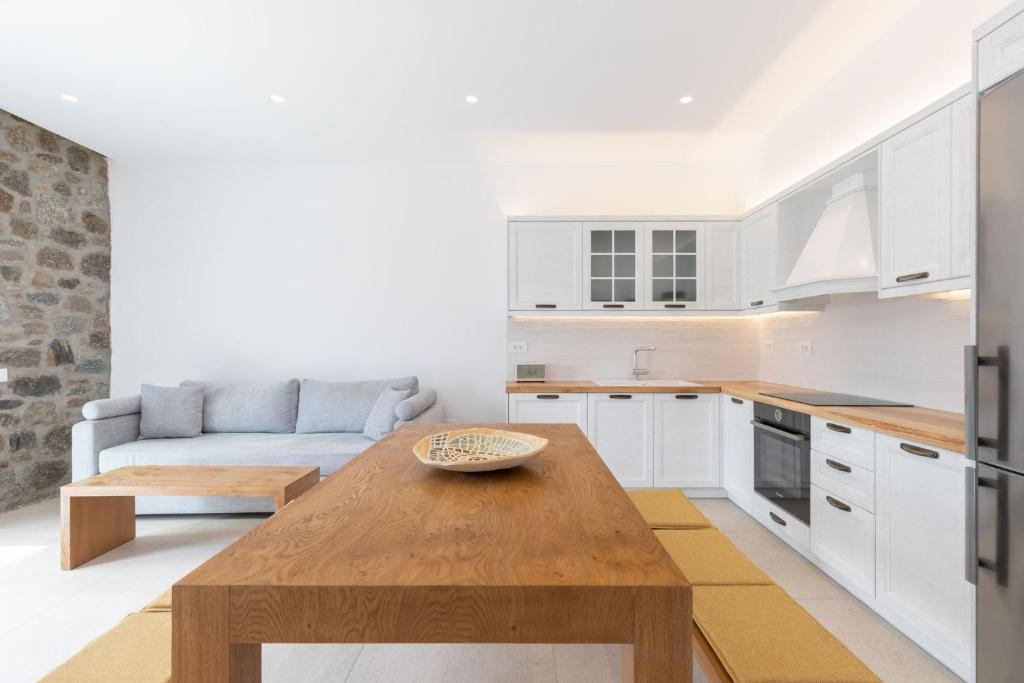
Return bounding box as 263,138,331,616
632,346,656,381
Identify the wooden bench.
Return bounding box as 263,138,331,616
630,489,880,683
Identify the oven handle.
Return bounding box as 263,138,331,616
750,420,807,442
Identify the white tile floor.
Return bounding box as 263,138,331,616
0,497,961,682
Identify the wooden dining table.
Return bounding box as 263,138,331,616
172,423,691,682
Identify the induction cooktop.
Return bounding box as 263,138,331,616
759,391,913,407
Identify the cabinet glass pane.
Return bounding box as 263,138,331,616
614,279,636,302
614,255,635,277
614,231,635,253
675,254,696,278
675,279,697,301
652,254,673,277
652,230,673,253
652,279,674,302
591,254,612,277
591,230,613,252
676,230,697,253
591,279,613,302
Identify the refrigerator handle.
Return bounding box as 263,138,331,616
965,467,978,585
977,473,1010,587
965,345,978,462
977,346,1009,463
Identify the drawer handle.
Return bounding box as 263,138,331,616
664,303,687,309
602,304,624,309
534,304,557,309
536,394,560,400
826,495,852,512
896,271,929,283
826,422,852,434
900,442,939,459
675,394,698,399
750,300,764,307
769,511,787,527
609,394,633,400
825,458,852,473
731,397,743,405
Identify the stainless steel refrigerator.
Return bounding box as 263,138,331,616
972,63,1024,683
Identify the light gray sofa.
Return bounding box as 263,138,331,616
71,377,445,514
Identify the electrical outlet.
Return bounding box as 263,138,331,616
799,341,814,355
0,368,7,382
762,341,775,353
509,341,528,353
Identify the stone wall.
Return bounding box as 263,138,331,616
0,109,110,513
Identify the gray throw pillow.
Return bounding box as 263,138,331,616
181,380,299,433
363,388,412,441
296,376,418,433
139,384,203,439
395,388,437,421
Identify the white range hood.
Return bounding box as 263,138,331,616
773,173,879,302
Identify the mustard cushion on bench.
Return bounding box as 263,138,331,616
626,489,712,529
655,529,773,586
143,589,172,612
40,611,171,683
693,585,880,683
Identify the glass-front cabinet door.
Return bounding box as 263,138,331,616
644,222,705,310
582,222,644,310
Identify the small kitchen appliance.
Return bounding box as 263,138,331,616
515,362,546,382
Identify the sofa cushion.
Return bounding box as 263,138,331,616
395,388,437,421
363,388,411,441
182,380,299,433
654,529,773,586
99,432,371,477
139,385,203,439
296,376,418,433
626,489,713,529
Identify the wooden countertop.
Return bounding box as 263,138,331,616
506,379,966,454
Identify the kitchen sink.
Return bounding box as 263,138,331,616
593,379,703,387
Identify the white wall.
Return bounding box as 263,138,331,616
109,160,509,421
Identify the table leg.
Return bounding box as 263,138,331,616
629,587,691,683
60,494,135,570
173,585,261,682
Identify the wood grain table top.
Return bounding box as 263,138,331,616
506,379,966,453
62,465,320,498
177,424,688,590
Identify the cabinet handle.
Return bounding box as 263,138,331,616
750,300,764,307
825,458,852,473
826,495,852,512
536,394,560,400
534,304,557,309
731,397,743,405
769,511,787,526
602,304,624,309
664,303,687,309
675,394,698,399
609,394,633,400
826,422,852,434
899,442,939,459
895,271,929,283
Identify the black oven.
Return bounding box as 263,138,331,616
752,402,811,525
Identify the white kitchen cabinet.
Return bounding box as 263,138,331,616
643,222,706,311
508,221,582,310
705,222,740,311
652,393,720,488
507,393,587,433
879,107,955,292
587,393,653,487
978,8,1024,91
740,207,778,310
583,222,644,310
810,484,875,597
875,434,974,675
721,394,754,504
950,94,974,280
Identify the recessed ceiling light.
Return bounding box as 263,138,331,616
270,94,286,104
60,94,79,103
679,95,694,104
464,94,479,104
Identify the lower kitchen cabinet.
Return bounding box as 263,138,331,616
721,394,754,503
587,393,653,487
507,393,587,433
875,434,974,677
810,484,875,597
652,393,720,488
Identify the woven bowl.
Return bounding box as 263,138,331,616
412,428,549,472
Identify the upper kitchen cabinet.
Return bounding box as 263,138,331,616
879,95,972,297
583,222,643,310
508,221,582,310
643,222,706,310
740,206,779,310
705,222,741,311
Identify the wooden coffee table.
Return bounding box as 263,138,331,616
60,465,320,570
173,424,691,682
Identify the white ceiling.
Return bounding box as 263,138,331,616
0,0,932,163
